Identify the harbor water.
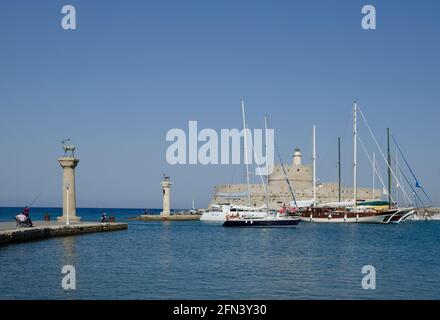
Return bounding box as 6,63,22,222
0,207,439,300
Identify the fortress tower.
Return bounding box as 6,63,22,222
293,147,302,166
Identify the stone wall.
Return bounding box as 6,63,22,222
209,157,382,209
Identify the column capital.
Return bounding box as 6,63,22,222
58,157,79,169
161,181,172,188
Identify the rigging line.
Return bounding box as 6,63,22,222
252,138,268,204
357,106,411,202
358,136,398,204
276,140,298,208
391,134,432,203
398,167,423,206
241,108,268,206
395,158,425,208
266,118,298,208
396,157,410,207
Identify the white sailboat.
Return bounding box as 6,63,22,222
223,115,301,227
200,204,268,222
201,100,269,222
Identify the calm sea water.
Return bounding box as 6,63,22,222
0,207,439,300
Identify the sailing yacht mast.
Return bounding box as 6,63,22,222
353,102,357,207
338,137,341,202
387,128,392,208
313,125,317,207
372,152,376,200
241,100,251,206
395,146,399,204
265,116,270,213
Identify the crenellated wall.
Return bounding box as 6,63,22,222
209,152,381,209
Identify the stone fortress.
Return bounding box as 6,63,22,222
210,147,381,209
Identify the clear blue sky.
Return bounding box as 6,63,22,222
1,0,439,208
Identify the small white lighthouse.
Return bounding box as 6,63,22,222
161,175,172,217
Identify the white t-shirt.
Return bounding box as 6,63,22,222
16,214,27,222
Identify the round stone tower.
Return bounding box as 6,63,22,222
293,147,302,166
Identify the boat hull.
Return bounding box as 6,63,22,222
430,213,440,221
298,214,391,223
223,218,300,227
297,209,409,224
201,211,268,222
200,212,226,222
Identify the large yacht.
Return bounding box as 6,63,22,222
223,213,300,227
293,201,414,224
200,204,268,222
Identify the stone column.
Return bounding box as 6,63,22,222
161,176,172,217
58,157,81,223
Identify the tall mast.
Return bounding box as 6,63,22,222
372,152,376,200
241,100,251,206
265,116,270,213
395,146,398,204
353,102,357,207
338,137,341,202
387,128,392,208
313,125,317,206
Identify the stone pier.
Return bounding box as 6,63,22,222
0,222,128,246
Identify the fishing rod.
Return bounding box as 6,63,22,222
27,192,42,207
12,192,42,220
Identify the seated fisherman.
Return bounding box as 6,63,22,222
101,212,109,223
16,212,33,227
16,212,27,223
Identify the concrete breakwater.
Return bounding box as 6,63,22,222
0,221,128,245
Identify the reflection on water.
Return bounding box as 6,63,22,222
0,207,440,300
60,237,77,266
158,222,173,274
